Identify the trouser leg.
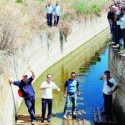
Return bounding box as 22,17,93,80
103,93,108,114
47,14,52,26
42,98,47,119
121,29,125,48
107,95,113,116
48,99,52,118
25,96,36,121
71,94,77,115
57,16,59,25
63,95,70,114
54,15,57,26
50,14,52,26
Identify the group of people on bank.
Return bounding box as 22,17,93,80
107,0,125,52
45,1,61,27
9,68,80,124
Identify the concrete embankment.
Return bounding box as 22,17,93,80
109,45,125,124
0,13,108,125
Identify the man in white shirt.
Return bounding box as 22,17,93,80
40,74,60,123
99,70,118,121
53,1,61,26
45,2,53,27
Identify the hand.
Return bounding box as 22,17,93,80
99,76,104,80
57,88,60,91
63,94,67,98
77,92,80,96
108,90,113,95
9,76,13,84
28,66,32,72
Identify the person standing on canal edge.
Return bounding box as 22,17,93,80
9,67,36,125
53,1,61,26
63,72,80,119
45,2,53,27
99,70,118,121
40,74,60,123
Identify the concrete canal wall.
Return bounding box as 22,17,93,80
109,45,125,124
0,13,108,125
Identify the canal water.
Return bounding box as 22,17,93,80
76,48,108,125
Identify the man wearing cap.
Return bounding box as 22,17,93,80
9,67,36,124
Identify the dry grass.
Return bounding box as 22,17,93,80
0,0,110,73
0,0,110,41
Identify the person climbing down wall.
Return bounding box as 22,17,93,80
9,67,36,125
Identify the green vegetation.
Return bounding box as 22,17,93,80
15,0,23,3
72,0,109,16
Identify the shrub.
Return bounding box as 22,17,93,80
15,0,23,3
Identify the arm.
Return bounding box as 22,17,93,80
63,81,68,97
40,82,50,90
52,83,60,91
9,76,21,87
109,79,118,94
99,76,104,80
112,85,118,93
109,85,118,95
63,86,67,98
120,17,125,22
40,86,50,90
77,81,80,96
28,66,35,79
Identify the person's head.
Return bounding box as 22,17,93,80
56,1,59,6
118,3,123,9
47,74,53,83
48,2,51,6
104,70,110,78
121,6,125,14
111,5,117,13
70,72,76,80
22,75,28,82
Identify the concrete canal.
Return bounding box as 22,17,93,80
17,28,109,125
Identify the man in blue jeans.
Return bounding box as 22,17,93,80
9,67,36,124
53,1,61,26
63,72,80,119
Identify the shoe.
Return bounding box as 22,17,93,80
31,120,36,125
113,44,119,48
72,112,77,119
47,117,51,122
41,118,44,123
101,111,107,116
63,114,67,119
